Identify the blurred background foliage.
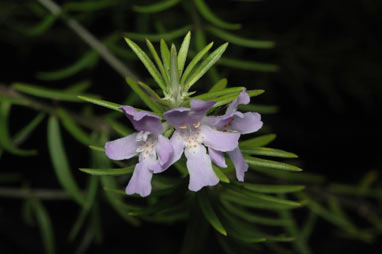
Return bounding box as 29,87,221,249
0,0,381,253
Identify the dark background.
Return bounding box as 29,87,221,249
1,0,381,253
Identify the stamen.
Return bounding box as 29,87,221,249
193,122,201,128
179,124,187,129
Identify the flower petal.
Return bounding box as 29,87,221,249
185,144,219,191
226,89,250,114
120,106,162,134
155,135,173,169
205,114,234,129
105,133,138,160
125,159,153,197
163,107,191,128
227,147,248,182
200,125,240,152
208,147,227,168
167,131,185,165
231,112,263,134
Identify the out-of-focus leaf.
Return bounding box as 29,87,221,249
125,77,164,114
78,96,122,112
184,43,228,89
221,190,298,210
328,184,382,199
26,14,57,36
80,166,134,176
246,156,302,172
30,199,55,254
209,78,227,92
212,165,230,183
57,108,93,146
63,0,118,12
221,200,291,226
180,42,214,85
178,31,191,76
37,51,98,80
240,147,298,158
197,191,227,236
146,39,170,86
0,173,22,184
125,25,191,42
240,134,277,147
194,0,241,30
12,83,82,102
218,57,279,72
253,166,325,183
105,119,132,137
47,117,85,205
124,38,166,91
13,113,45,145
243,183,305,194
69,176,99,241
206,26,274,49
0,102,37,156
133,0,181,13
65,81,91,94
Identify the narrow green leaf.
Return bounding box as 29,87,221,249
178,31,191,76
125,25,191,42
30,199,55,254
239,104,279,114
239,134,277,147
47,117,85,205
125,77,164,114
194,0,241,30
180,42,214,85
184,42,228,89
78,96,122,112
170,44,180,92
80,166,134,176
57,108,94,146
246,156,302,172
193,87,244,100
133,0,181,13
26,14,57,36
197,191,227,236
253,166,325,184
206,26,275,49
212,165,230,183
124,38,166,91
146,39,170,86
13,113,45,145
68,176,99,241
0,102,37,156
218,57,279,72
160,39,171,74
247,89,265,97
243,183,305,194
12,83,81,102
240,147,298,158
138,81,170,107
89,145,105,152
210,89,263,109
37,51,98,80
209,78,227,92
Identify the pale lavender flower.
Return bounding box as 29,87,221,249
206,90,263,181
105,106,173,197
163,99,240,191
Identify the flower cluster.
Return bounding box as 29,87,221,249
105,90,263,197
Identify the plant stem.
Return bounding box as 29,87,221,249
37,0,139,81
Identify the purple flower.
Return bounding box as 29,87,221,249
105,106,173,197
163,99,240,191
206,90,263,181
